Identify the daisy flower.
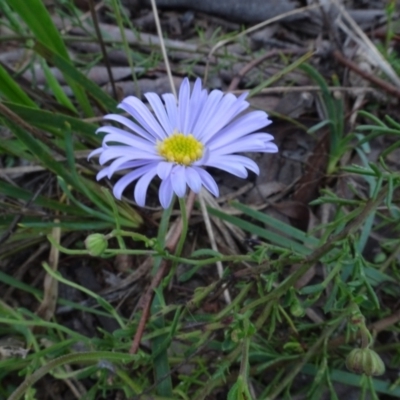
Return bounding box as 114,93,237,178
89,78,278,208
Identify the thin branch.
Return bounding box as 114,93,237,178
129,191,196,354
333,50,400,100
88,0,117,99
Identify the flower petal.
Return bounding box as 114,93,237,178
211,134,277,156
119,96,166,140
112,164,157,199
204,157,249,178
134,166,158,206
106,156,132,178
197,93,249,142
88,147,103,159
98,147,159,165
207,154,259,175
157,161,173,179
187,78,206,132
97,160,154,180
171,165,187,198
264,142,279,153
99,128,157,153
145,92,174,135
159,176,174,208
162,93,178,130
206,111,272,148
96,168,109,180
103,114,155,142
192,89,224,138
178,78,191,133
103,158,153,179
185,167,202,193
193,167,219,197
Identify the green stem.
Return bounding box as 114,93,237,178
163,197,189,285
239,336,251,380
150,198,175,397
42,262,125,328
8,351,138,400
175,197,188,261
151,285,173,397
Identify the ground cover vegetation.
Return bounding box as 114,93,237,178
1,0,400,399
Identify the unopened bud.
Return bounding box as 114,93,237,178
346,348,385,376
290,301,305,318
85,233,108,256
231,329,242,343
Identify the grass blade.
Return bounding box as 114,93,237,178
0,63,37,107
34,42,118,113
208,206,311,255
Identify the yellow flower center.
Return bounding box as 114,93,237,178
157,132,204,166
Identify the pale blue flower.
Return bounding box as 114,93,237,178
89,78,277,208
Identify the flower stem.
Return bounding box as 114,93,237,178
175,196,188,261
149,198,176,397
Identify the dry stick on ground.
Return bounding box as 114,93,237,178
129,190,197,354
333,50,400,100
88,0,117,99
227,48,308,92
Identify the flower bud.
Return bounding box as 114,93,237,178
85,233,108,256
345,348,385,376
231,329,241,343
290,301,305,318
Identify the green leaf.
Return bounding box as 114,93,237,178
40,58,77,113
190,249,222,258
249,52,313,97
0,64,37,107
0,136,36,161
34,42,118,113
4,102,99,145
18,221,114,230
6,0,68,58
231,201,319,247
5,0,93,116
0,180,87,216
208,205,311,255
6,121,75,186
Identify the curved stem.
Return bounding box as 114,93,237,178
8,351,137,400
